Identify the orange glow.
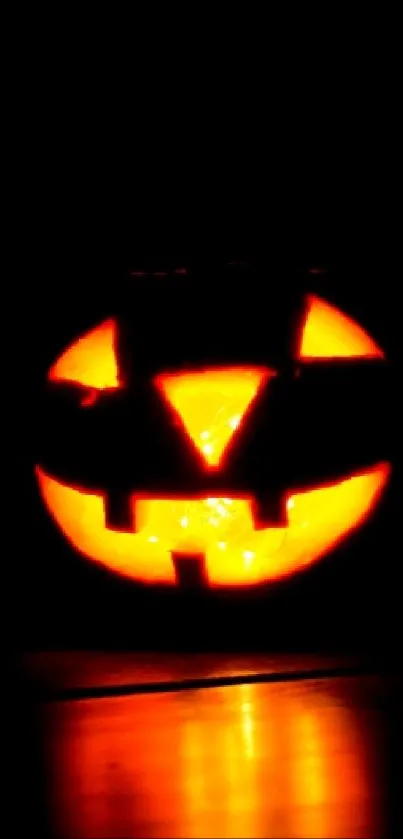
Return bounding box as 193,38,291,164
47,671,384,838
48,318,120,390
35,462,390,587
155,368,271,467
299,295,385,360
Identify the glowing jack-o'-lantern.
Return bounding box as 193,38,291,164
35,272,390,588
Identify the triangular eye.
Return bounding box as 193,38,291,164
155,367,273,468
48,318,121,389
298,295,385,360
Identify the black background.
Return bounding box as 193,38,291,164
6,36,402,839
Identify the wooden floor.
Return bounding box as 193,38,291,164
28,654,394,838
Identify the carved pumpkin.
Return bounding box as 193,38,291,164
35,266,390,588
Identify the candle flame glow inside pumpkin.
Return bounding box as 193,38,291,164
36,462,389,585
48,317,121,389
36,294,389,586
155,368,272,468
300,295,385,360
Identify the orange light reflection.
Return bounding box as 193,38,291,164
155,368,272,467
35,462,389,586
46,675,384,838
299,295,385,360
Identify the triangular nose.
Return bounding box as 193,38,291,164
155,367,273,468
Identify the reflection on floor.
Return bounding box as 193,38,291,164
44,666,386,838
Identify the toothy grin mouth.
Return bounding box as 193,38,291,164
35,463,389,587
